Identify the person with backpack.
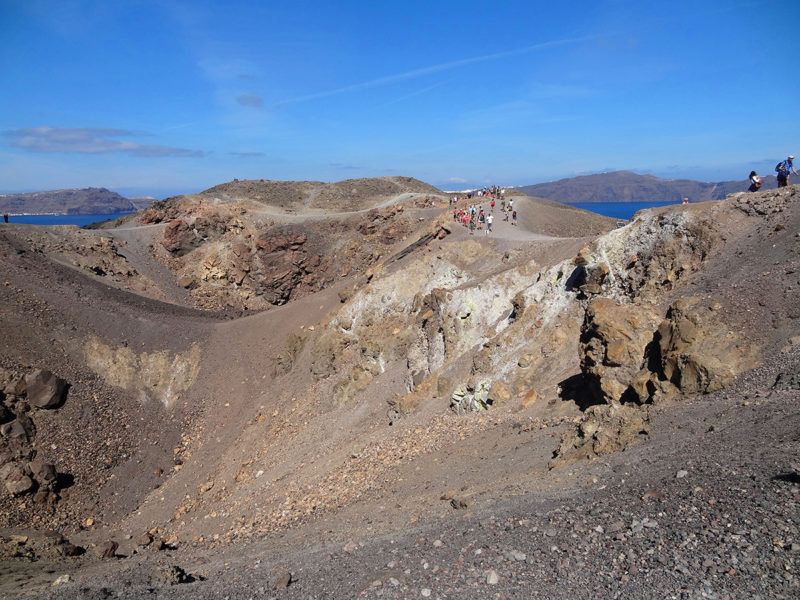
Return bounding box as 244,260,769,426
776,155,798,188
748,171,762,192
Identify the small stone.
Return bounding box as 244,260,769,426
643,518,659,529
676,470,689,479
344,540,358,553
6,475,34,496
486,569,499,585
156,565,189,585
450,497,468,510
56,541,81,557
642,489,665,501
606,521,625,534
433,539,443,547
96,540,118,559
421,589,431,597
52,574,70,586
509,550,527,561
274,572,292,589
389,577,400,586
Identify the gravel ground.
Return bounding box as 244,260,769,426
16,348,799,599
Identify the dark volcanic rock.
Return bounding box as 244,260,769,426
25,369,67,409
96,540,118,559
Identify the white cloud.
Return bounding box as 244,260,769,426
5,126,204,157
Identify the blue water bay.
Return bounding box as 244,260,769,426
3,213,133,227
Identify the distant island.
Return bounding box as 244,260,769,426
516,170,777,204
0,187,154,216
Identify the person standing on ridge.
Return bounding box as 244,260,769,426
748,171,762,192
776,155,798,187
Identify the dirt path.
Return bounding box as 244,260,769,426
99,222,193,306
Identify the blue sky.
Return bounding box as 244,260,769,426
1,0,797,198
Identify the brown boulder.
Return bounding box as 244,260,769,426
28,460,57,490
1,463,35,496
25,369,67,409
96,540,118,559
3,374,26,396
161,218,195,255
579,298,661,404
551,403,650,468
649,298,740,396
0,419,29,444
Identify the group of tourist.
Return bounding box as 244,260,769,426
749,154,797,192
451,192,517,235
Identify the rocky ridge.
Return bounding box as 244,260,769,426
0,180,797,598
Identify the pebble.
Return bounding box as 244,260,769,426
421,588,431,597
508,550,526,561
486,569,499,585
676,470,689,479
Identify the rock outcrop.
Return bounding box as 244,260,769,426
579,298,661,405
0,367,68,502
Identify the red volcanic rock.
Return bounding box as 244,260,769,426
161,219,195,255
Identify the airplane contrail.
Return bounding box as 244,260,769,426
276,35,596,106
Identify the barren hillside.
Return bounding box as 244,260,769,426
0,179,798,599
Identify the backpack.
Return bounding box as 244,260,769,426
776,162,784,173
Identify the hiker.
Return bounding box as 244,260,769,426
776,155,798,188
748,171,762,192
512,210,517,226
490,199,495,212
486,213,493,234
2,214,8,223
682,197,689,204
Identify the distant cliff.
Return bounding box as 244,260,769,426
0,187,144,215
517,170,778,204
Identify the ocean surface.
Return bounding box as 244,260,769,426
568,201,676,220
2,212,133,227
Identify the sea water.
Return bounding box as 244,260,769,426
2,213,134,227
568,201,676,220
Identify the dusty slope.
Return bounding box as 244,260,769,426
0,181,798,598
201,176,443,213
